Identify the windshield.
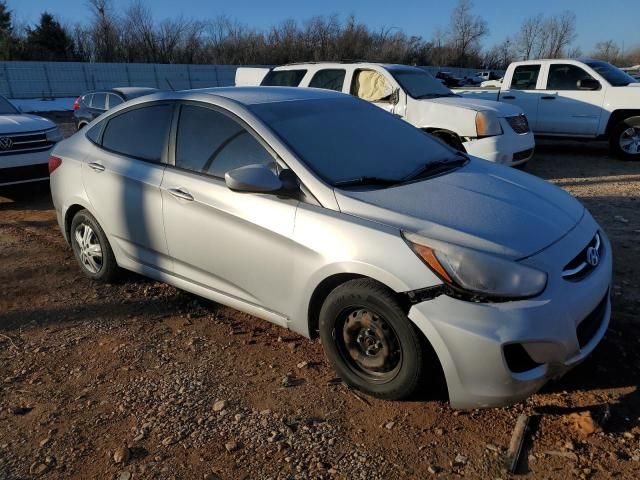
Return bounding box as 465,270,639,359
250,97,456,186
387,68,454,99
584,60,637,86
0,96,18,114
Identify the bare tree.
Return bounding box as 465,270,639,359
516,14,544,60
448,0,488,66
545,11,576,58
87,0,120,62
591,40,621,64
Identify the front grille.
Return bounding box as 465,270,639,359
576,291,608,348
0,130,54,156
506,115,530,134
562,233,602,281
513,148,534,161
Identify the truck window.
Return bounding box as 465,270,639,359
511,65,540,90
547,64,596,90
308,69,346,91
351,70,393,103
261,70,306,87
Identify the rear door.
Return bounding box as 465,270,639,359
535,63,605,136
500,64,543,130
307,69,347,92
82,102,174,270
160,102,299,323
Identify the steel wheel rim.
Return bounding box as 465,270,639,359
74,223,103,274
335,307,402,383
619,126,640,154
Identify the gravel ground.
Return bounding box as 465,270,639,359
1,117,639,479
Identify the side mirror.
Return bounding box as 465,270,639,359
225,164,282,193
577,79,601,91
390,88,400,105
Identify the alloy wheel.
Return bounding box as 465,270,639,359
74,223,103,274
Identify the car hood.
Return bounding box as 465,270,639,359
426,96,523,117
0,114,56,134
334,160,585,259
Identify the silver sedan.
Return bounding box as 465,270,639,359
49,87,611,408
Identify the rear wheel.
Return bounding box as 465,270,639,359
70,210,119,281
610,118,640,160
319,279,424,400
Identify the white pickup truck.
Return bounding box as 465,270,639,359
236,63,535,167
456,59,640,159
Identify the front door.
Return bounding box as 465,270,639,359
501,63,543,130
160,103,299,321
536,63,605,136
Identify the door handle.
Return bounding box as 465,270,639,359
167,188,194,201
541,96,556,100
88,162,105,172
502,95,516,100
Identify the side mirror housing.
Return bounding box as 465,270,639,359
577,79,601,91
225,164,282,193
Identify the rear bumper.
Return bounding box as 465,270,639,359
463,120,535,166
408,216,612,409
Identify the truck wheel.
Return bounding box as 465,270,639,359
431,130,465,152
610,118,640,160
318,278,425,400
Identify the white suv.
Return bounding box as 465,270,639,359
237,63,535,167
0,95,63,187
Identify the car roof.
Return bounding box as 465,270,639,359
179,86,347,105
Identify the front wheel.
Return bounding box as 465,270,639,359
610,118,640,160
319,279,425,400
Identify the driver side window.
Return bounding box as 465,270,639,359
350,69,393,103
175,105,276,178
547,64,596,90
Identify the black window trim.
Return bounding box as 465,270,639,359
86,100,176,166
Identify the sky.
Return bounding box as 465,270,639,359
7,0,637,53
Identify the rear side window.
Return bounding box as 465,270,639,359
308,69,346,91
261,70,306,87
175,104,275,178
82,93,93,106
107,94,123,109
101,104,173,162
91,92,107,110
547,64,596,90
511,65,540,90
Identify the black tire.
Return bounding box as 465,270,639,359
431,130,465,152
70,209,119,282
609,118,640,160
319,278,424,400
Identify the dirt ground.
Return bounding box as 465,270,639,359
1,116,639,480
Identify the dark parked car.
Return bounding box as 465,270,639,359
73,87,158,130
435,71,463,88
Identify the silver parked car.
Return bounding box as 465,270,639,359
49,87,611,408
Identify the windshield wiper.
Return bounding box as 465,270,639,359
402,154,469,182
333,176,401,188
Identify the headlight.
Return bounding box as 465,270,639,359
403,231,547,300
46,127,63,143
475,111,502,137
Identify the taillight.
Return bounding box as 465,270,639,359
72,97,81,110
48,155,62,174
